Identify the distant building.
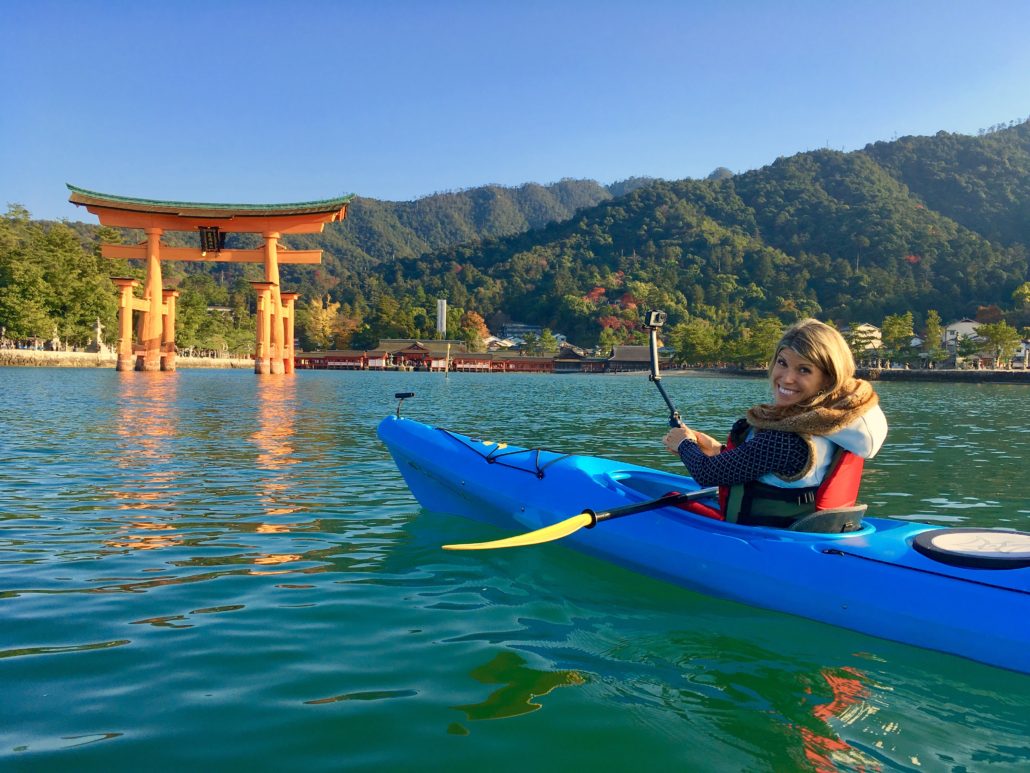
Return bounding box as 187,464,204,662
295,337,666,375
294,350,367,370
484,335,516,351
375,339,465,370
1014,340,1030,369
553,342,602,373
295,338,466,371
944,319,981,354
501,323,543,339
608,345,655,372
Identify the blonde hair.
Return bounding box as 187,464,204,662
768,318,855,398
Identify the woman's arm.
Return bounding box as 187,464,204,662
674,430,809,487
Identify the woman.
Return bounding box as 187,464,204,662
663,318,888,526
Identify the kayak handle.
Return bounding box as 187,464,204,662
394,392,415,417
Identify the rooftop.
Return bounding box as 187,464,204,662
67,184,354,218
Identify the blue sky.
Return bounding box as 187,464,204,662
2,0,1028,221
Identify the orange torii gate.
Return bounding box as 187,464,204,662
68,185,351,374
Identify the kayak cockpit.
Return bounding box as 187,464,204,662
604,469,875,537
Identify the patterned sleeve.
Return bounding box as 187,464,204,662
677,430,809,486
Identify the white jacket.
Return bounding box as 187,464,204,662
758,404,888,489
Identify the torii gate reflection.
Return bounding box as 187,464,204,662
68,185,351,374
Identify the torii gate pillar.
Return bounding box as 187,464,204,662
112,278,140,371
251,281,275,375
262,232,286,375
161,289,179,371
139,227,165,371
280,292,299,374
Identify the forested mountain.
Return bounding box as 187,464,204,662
351,120,1029,347
279,178,646,296
864,119,1030,246
4,121,1029,355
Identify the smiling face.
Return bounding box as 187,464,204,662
771,347,829,407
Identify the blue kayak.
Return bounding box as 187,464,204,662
378,415,1030,674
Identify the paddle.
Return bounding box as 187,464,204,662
442,487,718,550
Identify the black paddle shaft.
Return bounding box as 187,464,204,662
587,487,718,526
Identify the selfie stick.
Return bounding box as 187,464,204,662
645,310,682,428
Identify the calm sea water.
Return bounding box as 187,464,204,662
1,368,1028,772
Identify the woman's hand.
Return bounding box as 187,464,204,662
663,426,697,454
664,426,723,456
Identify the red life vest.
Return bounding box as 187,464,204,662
679,422,865,524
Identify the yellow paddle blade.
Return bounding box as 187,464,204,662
442,512,594,551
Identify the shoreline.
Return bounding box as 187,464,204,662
675,366,1030,384
858,367,1030,384
3,350,1028,382
0,349,253,369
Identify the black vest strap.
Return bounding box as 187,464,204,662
737,479,818,520
745,480,819,504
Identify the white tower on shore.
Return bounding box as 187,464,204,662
436,299,447,337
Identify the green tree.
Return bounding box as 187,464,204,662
1012,282,1030,309
445,304,464,340
881,312,915,362
723,317,784,367
300,296,340,349
0,207,53,340
0,205,120,347
41,223,116,346
0,254,51,339
669,317,723,364
976,321,1021,367
521,331,542,356
922,309,947,366
367,293,414,340
538,328,559,353
174,285,208,351
596,327,619,356
843,324,881,365
956,334,983,359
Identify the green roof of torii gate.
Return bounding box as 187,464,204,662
67,184,354,217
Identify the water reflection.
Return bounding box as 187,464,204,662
798,666,881,772
105,520,180,551
452,650,586,721
251,376,301,518
108,372,185,553
114,372,179,457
